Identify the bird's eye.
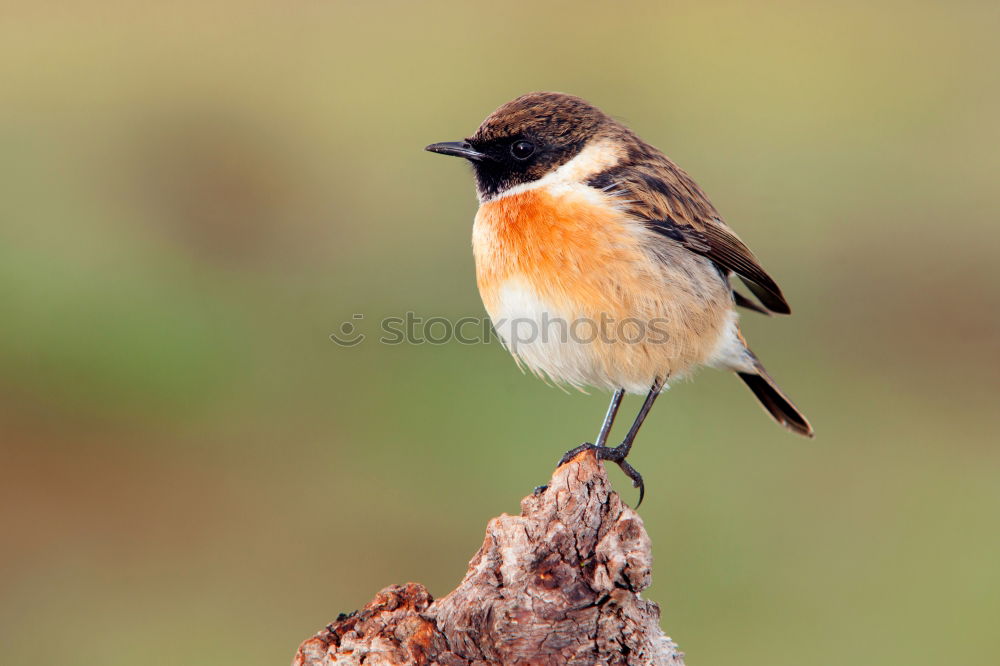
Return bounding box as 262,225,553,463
510,140,536,160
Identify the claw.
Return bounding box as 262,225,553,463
617,459,645,508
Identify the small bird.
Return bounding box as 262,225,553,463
427,92,813,503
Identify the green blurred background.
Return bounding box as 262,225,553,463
2,1,998,664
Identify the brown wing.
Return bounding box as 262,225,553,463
588,142,791,315
669,220,791,314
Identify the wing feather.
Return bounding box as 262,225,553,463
590,143,792,315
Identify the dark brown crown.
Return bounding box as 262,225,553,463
471,92,611,146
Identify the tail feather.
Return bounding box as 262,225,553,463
737,364,814,438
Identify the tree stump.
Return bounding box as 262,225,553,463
292,449,685,665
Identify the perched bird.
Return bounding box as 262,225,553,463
427,92,813,503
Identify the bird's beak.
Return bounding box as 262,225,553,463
425,141,489,162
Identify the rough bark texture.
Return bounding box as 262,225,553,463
293,450,685,665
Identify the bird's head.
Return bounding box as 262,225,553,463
426,92,622,201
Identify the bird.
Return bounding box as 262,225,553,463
426,92,813,504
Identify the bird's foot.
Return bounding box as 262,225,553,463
557,442,599,467
556,442,645,508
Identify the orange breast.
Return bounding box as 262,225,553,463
473,187,650,318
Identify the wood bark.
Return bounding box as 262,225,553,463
293,449,685,665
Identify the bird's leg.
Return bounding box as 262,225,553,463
608,379,663,461
557,388,625,468
595,379,665,507
596,388,626,448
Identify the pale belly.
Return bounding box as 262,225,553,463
485,274,737,393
